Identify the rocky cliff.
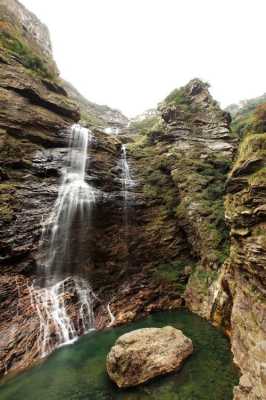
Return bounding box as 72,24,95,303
0,0,77,374
0,2,266,400
62,80,129,131
0,0,123,375
123,81,266,400
126,79,236,318
212,104,266,400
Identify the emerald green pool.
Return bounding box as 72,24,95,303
0,311,239,400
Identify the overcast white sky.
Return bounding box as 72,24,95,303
20,0,266,117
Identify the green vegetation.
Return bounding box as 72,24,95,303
80,110,102,128
172,154,231,264
161,86,202,121
190,268,219,295
153,260,192,293
0,130,39,161
233,132,266,178
252,225,266,237
249,166,266,186
0,31,53,79
162,80,211,114
230,95,266,137
253,103,266,132
129,125,230,266
143,163,177,214
129,115,161,135
0,183,16,223
128,80,233,279
163,86,191,107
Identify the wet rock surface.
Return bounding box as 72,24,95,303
106,326,193,388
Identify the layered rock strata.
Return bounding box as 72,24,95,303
0,3,265,400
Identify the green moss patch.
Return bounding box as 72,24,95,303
0,31,54,79
153,260,192,293
0,183,16,223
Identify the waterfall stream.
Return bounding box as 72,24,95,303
121,144,134,204
40,124,95,282
121,143,135,229
29,130,136,357
30,124,96,357
120,144,134,269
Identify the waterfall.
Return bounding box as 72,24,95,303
121,144,134,205
120,144,134,264
31,124,96,357
104,126,120,135
40,124,95,283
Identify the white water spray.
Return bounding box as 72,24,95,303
29,277,95,357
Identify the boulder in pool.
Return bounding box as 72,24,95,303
106,326,193,388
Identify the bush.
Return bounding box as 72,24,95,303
163,87,191,107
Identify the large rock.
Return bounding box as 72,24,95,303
106,326,193,388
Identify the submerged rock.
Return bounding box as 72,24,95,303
106,326,193,388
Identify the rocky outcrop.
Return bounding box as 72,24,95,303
106,326,193,387
225,93,266,136
127,79,237,321
0,0,81,375
62,80,129,130
0,0,53,58
211,131,266,400
0,0,58,77
125,80,266,398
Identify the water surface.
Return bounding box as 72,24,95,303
0,311,239,400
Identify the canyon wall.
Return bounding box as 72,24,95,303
0,0,78,374
0,0,121,374
125,81,266,400
212,124,266,399
0,2,265,400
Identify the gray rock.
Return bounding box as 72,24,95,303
106,326,193,388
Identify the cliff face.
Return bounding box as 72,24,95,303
0,0,77,374
62,80,129,130
127,79,236,318
126,82,266,400
0,2,266,400
0,0,53,58
226,132,266,400
0,0,80,273
0,0,122,375
211,118,266,398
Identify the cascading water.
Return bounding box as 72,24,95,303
120,144,134,257
121,144,134,207
40,124,95,282
105,144,135,326
30,124,96,357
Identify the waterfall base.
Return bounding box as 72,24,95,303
29,277,95,358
